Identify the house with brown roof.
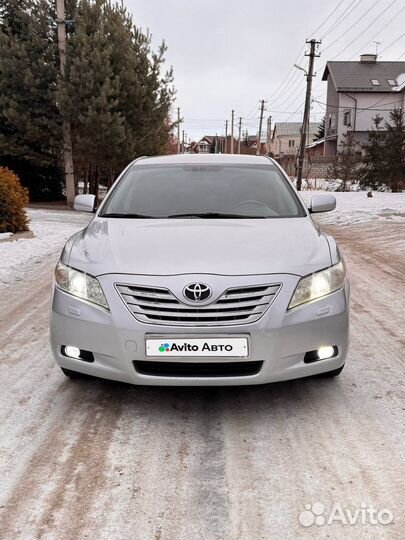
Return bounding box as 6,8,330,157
195,136,215,153
322,54,405,155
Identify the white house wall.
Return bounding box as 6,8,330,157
337,91,404,149
324,78,339,155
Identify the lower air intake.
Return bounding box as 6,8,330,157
134,360,263,377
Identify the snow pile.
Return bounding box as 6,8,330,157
0,209,90,288
300,191,405,225
0,232,14,240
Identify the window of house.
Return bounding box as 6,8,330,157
328,113,336,131
343,109,351,127
288,140,295,147
387,79,397,86
370,79,380,86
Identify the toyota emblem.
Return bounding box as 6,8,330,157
183,283,212,302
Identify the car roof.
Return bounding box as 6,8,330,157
133,154,274,166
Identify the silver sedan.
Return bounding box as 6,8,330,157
50,154,349,385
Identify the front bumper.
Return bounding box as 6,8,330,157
50,273,350,386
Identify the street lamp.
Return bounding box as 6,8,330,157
294,63,307,75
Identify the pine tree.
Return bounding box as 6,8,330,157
0,0,175,200
59,0,175,193
326,131,361,191
360,110,405,192
359,115,386,190
316,117,325,140
58,0,126,196
383,109,405,192
0,0,64,200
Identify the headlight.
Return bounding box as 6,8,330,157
288,261,346,309
55,261,109,310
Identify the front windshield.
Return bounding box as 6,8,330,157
100,163,306,218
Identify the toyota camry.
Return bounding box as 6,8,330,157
50,154,350,385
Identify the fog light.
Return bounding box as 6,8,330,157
317,346,335,360
61,345,94,362
304,346,338,363
64,345,81,359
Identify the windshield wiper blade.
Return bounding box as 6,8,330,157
166,212,267,219
100,213,157,218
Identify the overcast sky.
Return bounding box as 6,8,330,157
126,0,405,141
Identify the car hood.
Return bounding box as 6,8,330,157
67,217,332,277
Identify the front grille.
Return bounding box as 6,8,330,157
134,360,263,377
116,283,281,326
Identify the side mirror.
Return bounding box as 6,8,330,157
74,194,96,213
309,194,336,213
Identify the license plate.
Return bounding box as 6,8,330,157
145,337,248,357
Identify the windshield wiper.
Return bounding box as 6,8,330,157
166,212,267,219
100,213,158,218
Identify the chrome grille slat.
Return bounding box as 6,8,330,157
133,298,271,311
120,287,172,300
216,295,275,306
122,294,178,305
116,283,281,326
221,288,279,300
132,307,264,318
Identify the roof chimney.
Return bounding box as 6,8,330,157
360,54,377,63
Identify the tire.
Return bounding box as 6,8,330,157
61,367,87,379
315,364,345,378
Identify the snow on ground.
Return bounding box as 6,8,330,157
0,232,13,240
0,208,90,289
300,190,405,225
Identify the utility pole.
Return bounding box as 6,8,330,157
237,117,242,154
266,115,272,155
224,120,228,153
256,100,265,156
230,109,235,154
177,107,181,153
182,130,185,153
56,0,75,207
297,38,321,191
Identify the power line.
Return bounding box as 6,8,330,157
322,0,383,54
269,70,304,107
312,0,348,37
348,5,405,60
314,99,404,111
310,0,403,97
319,0,362,40
328,0,401,59
270,77,306,110
263,0,351,106
265,0,370,116
379,32,405,55
282,101,305,122
246,0,369,119
263,54,305,105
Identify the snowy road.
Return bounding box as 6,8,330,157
0,203,404,539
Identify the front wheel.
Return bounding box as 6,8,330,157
315,364,345,378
